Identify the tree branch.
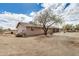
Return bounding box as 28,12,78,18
47,22,55,28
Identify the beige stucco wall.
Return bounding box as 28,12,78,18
17,25,27,34
25,27,44,36
16,24,58,36
16,25,44,36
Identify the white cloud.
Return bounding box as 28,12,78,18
30,11,36,16
41,3,79,25
1,3,79,29
0,11,33,29
41,3,55,8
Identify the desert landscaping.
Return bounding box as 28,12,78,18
0,3,79,56
0,32,79,56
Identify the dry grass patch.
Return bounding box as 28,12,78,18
0,33,79,55
66,38,79,47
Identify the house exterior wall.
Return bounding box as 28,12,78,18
16,23,59,36
17,24,27,34
25,27,44,36
16,25,44,36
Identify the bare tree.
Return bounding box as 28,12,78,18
34,8,62,35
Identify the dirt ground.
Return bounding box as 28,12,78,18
0,32,79,56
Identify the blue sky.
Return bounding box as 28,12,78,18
0,3,79,29
0,3,44,29
0,3,43,14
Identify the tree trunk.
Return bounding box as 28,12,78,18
44,29,48,35
43,25,48,36
44,32,47,35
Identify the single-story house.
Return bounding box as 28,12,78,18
16,22,60,37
